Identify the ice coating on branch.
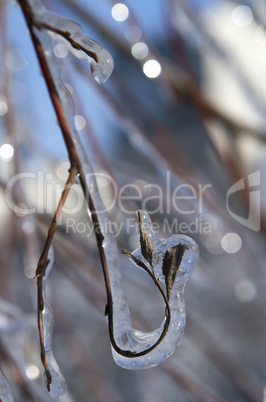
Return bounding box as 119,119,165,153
29,0,114,83
0,371,14,402
42,247,67,399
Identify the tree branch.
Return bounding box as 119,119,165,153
35,165,78,390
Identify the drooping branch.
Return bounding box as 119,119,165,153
18,0,198,384
18,0,171,360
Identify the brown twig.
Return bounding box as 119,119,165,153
35,165,78,390
35,20,99,63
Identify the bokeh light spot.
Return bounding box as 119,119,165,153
143,60,161,78
25,364,40,380
232,5,253,27
131,42,149,60
54,43,68,59
0,144,14,161
221,233,242,254
234,279,256,302
125,25,142,42
22,221,35,234
112,3,129,22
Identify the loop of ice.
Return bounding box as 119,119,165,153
111,210,199,369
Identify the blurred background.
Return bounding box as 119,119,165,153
0,0,266,401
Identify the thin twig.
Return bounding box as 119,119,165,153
34,20,99,63
35,165,78,390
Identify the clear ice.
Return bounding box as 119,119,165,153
41,247,67,399
28,0,114,83
0,371,14,402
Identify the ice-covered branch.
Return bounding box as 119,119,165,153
34,165,78,397
18,0,199,382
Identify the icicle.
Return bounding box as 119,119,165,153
0,372,14,402
68,33,114,85
28,0,114,84
41,247,67,399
